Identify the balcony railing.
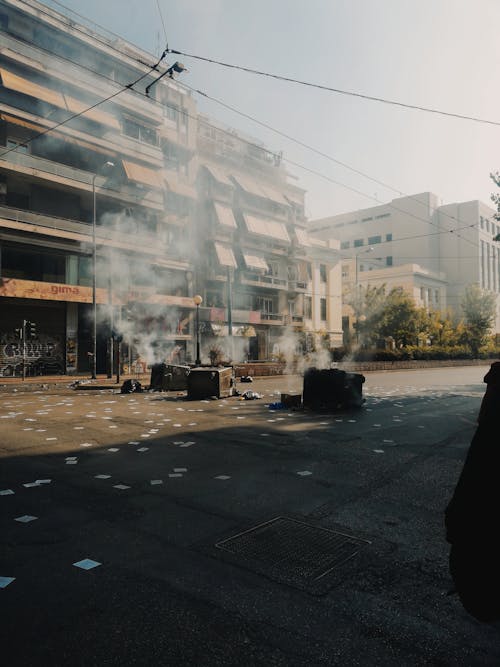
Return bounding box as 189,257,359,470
240,271,288,288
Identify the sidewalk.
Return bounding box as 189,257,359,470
0,372,149,391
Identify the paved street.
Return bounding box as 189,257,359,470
1,366,499,665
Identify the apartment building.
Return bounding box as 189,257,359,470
194,115,342,360
0,0,343,376
0,0,199,376
309,192,500,331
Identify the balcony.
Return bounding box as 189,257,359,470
240,271,288,290
0,151,163,209
260,312,284,325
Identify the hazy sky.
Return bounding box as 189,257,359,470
44,0,500,221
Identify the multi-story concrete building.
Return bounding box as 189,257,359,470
0,0,342,376
309,192,500,332
0,0,198,376
195,115,342,360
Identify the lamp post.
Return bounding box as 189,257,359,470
91,161,115,380
193,294,203,365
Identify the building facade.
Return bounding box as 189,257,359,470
310,192,500,333
0,0,342,376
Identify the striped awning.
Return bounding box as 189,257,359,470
242,252,268,271
214,202,237,229
243,213,290,243
122,160,164,188
214,242,237,268
0,68,66,108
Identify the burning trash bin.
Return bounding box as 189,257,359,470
149,363,190,391
302,368,365,411
187,367,234,399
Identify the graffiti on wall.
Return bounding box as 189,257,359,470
0,333,65,377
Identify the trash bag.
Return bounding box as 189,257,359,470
240,375,253,383
120,379,143,394
243,390,261,400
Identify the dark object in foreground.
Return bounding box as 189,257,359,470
302,368,365,411
149,363,190,391
120,379,143,394
240,375,253,383
187,367,234,399
445,361,500,622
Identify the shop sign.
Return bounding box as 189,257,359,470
0,278,108,304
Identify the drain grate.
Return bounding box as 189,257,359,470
215,516,369,590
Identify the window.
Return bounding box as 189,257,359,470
319,264,327,282
7,139,28,153
486,220,491,233
480,216,485,229
386,233,392,241
303,296,312,319
386,256,393,266
287,265,297,281
340,240,350,249
434,290,439,304
267,261,279,277
123,118,157,145
353,239,363,248
255,296,274,314
165,105,178,122
368,235,382,245
320,297,327,321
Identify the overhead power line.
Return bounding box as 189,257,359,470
168,48,500,128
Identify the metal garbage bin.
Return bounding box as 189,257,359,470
149,363,190,391
187,367,234,399
302,368,365,410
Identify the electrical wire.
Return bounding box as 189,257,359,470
167,48,500,128
155,0,168,46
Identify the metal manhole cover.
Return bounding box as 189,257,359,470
215,516,370,590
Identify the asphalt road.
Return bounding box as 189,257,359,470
1,366,499,666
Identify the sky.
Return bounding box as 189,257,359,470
43,0,500,221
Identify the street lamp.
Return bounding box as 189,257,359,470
193,294,203,365
91,160,115,380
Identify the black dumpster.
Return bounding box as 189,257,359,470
302,368,365,410
187,367,234,399
149,363,190,391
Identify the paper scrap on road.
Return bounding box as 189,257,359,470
137,447,149,452
35,479,51,484
73,559,101,570
95,474,111,479
1,489,15,495
215,475,231,480
15,515,38,523
174,468,187,472
297,470,312,476
128,441,140,445
23,482,40,488
107,448,119,452
168,473,183,478
113,484,130,490
150,480,163,485
373,449,384,454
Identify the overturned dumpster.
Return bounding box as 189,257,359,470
149,363,191,391
302,368,365,411
187,367,234,399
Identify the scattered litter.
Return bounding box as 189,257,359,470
80,443,93,447
35,479,51,484
128,441,140,445
168,473,183,478
260,433,269,437
347,419,356,423
15,515,37,523
140,434,151,438
73,559,101,570
373,424,381,427
66,460,78,465
173,424,182,428
173,467,187,473
121,379,142,394
243,391,261,400
188,422,197,426
240,375,253,383
113,484,130,490
215,475,231,480
373,449,385,454
297,470,312,476
46,437,57,441
268,402,284,409
0,577,15,588
23,482,40,488
0,489,15,495
150,480,163,485
383,439,395,444
95,474,111,479
137,447,149,452
107,448,119,452
73,427,84,430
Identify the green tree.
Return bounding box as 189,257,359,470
461,284,496,356
376,287,425,347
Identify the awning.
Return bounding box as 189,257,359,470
214,201,237,229
0,68,66,108
295,227,310,246
203,164,233,187
123,160,164,188
243,252,268,272
165,176,197,199
64,94,120,130
243,213,290,243
231,173,289,206
214,242,237,268
0,113,116,156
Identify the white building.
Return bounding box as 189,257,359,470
309,192,500,331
